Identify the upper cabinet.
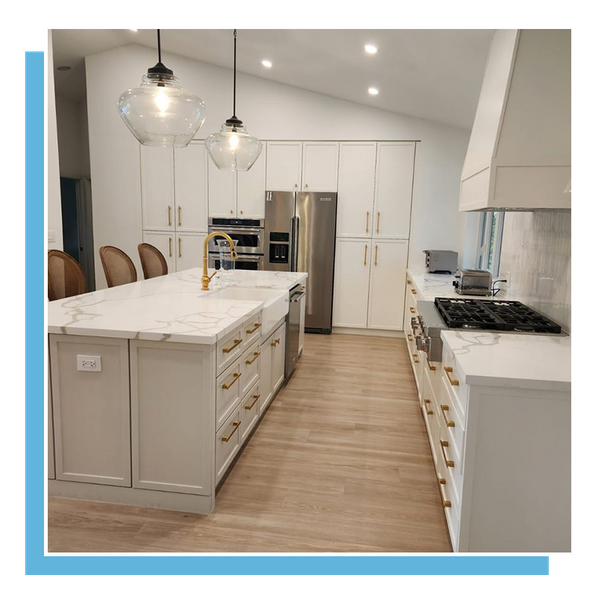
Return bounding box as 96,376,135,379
266,142,302,191
302,142,339,192
237,148,266,218
141,146,175,231
208,159,236,217
174,143,208,232
374,142,415,239
460,29,571,211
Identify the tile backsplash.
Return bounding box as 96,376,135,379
499,211,571,332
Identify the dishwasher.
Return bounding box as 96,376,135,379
285,284,306,379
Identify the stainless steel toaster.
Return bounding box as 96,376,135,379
452,269,493,296
423,250,458,274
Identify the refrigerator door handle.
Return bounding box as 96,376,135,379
290,215,300,272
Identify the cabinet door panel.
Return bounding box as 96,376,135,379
174,143,208,232
266,142,302,192
368,240,409,330
258,338,273,414
141,146,175,231
208,158,236,217
337,143,377,238
142,231,176,274
271,323,286,393
48,371,55,479
238,145,266,218
374,142,415,239
175,232,207,272
50,335,131,486
302,142,339,192
131,340,213,495
332,239,371,328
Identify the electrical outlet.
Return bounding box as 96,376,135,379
77,355,102,372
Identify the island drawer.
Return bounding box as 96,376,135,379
441,344,468,421
216,408,241,483
217,327,244,374
242,313,262,350
437,461,461,551
216,359,243,430
240,382,260,442
240,341,261,398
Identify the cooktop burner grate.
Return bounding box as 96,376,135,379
434,298,562,334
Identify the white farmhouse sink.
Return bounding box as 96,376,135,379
210,287,288,337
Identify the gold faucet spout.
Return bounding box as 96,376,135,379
202,232,238,291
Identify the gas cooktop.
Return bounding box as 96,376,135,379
434,298,563,334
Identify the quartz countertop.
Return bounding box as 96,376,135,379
48,268,308,345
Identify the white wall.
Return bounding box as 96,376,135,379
47,30,63,251
86,44,470,288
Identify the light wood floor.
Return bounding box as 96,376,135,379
48,333,451,552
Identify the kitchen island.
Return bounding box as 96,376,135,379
47,269,307,514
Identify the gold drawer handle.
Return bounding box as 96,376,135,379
411,288,417,295
245,393,260,410
222,338,242,354
412,353,420,364
168,205,172,226
168,236,173,257
221,420,240,442
364,244,367,266
271,338,281,347
423,398,433,416
407,334,414,342
246,322,261,334
409,307,416,314
245,351,260,365
366,210,370,233
407,279,412,284
440,439,454,468
438,477,452,508
178,205,182,227
444,366,459,386
222,372,241,390
374,244,378,266
376,211,380,234
426,358,436,372
440,404,455,428
178,237,182,258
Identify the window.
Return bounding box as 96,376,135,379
476,211,505,277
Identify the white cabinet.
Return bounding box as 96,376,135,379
460,30,571,211
336,143,377,238
174,143,208,232
302,142,339,192
142,231,176,273
266,142,302,191
258,321,286,414
374,142,415,239
333,239,372,328
237,148,266,218
175,232,207,272
208,159,236,217
367,240,409,330
141,146,175,231
271,323,286,394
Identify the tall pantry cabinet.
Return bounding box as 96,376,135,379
140,143,208,272
333,142,415,331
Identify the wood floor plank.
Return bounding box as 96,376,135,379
48,333,452,553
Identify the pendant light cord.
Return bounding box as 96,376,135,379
232,29,237,118
157,29,162,64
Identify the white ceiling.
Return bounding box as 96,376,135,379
52,29,494,129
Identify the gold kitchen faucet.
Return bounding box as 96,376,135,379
201,232,238,291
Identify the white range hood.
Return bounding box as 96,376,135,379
459,29,571,212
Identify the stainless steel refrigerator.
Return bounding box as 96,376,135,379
264,191,337,333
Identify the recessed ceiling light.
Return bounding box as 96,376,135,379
57,65,71,71
368,87,379,96
365,44,378,55
261,60,273,68
130,29,138,32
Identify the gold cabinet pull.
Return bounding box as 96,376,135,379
366,210,370,233
426,358,436,372
178,205,182,227
168,205,172,227
444,366,459,386
440,439,454,468
410,307,416,314
440,404,455,428
246,322,261,334
221,420,240,442
245,393,260,410
178,237,182,258
271,337,281,347
376,211,380,233
374,244,378,266
423,398,433,416
438,477,452,508
245,351,260,365
364,244,368,266
222,372,241,390
407,279,412,284
407,334,414,342
411,288,417,295
412,353,420,364
305,182,308,188
222,338,242,354
168,236,173,257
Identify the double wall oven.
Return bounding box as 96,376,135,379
208,218,265,271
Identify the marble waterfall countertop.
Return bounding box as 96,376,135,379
48,268,308,345
407,269,570,392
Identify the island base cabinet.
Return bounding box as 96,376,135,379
130,340,215,496
258,321,287,414
49,335,131,487
216,408,242,483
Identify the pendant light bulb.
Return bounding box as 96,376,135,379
118,30,206,148
206,30,263,171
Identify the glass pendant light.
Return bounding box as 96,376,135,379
117,30,206,148
206,30,263,171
